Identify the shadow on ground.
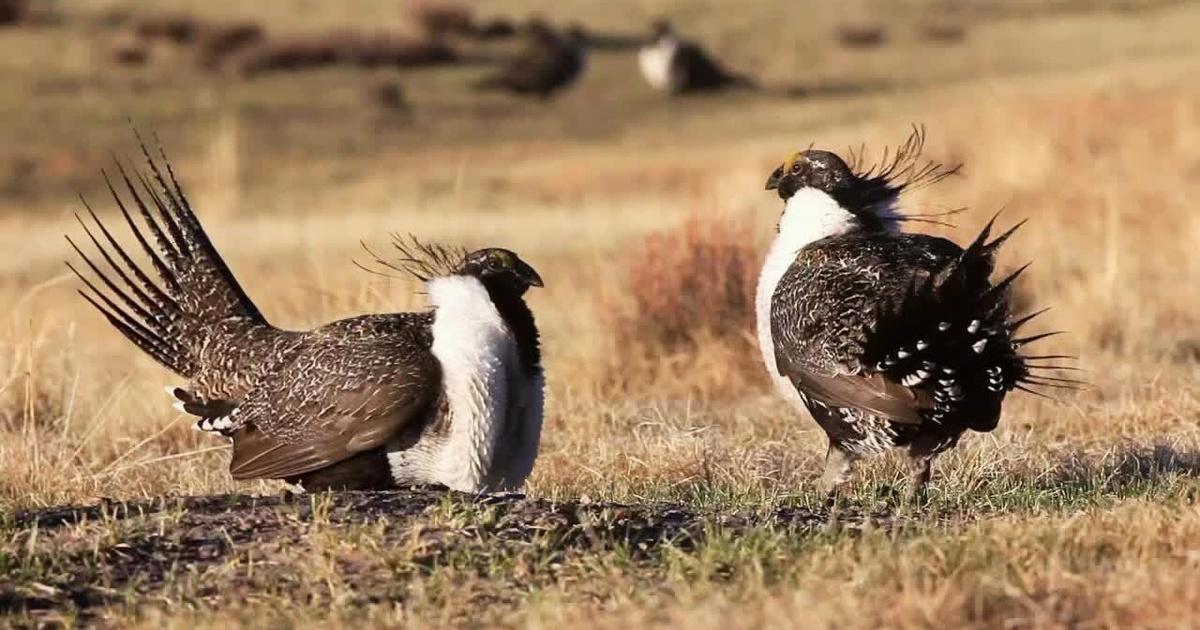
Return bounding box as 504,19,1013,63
1046,443,1200,492
1,490,887,621
4,443,1199,621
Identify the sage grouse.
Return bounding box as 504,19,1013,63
756,129,1076,501
67,140,545,492
638,19,754,95
474,19,586,99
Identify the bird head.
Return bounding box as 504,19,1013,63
765,129,960,231
650,19,676,40
766,150,857,203
457,248,544,296
765,149,902,233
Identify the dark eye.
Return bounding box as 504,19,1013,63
790,162,802,174
488,255,505,269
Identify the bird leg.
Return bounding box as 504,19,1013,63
819,444,857,525
903,452,934,506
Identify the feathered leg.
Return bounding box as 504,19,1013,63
904,452,934,505
820,443,857,525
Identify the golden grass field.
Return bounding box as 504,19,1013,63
2,0,1200,627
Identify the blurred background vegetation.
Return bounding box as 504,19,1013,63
3,2,1200,625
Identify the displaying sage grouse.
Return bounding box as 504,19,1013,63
67,140,545,492
474,19,586,99
638,19,754,95
756,128,1076,501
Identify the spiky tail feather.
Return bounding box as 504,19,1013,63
66,131,269,378
67,167,194,375
861,216,1080,432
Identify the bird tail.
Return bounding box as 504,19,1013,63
861,216,1081,431
66,132,271,378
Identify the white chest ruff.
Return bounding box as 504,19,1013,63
756,238,806,410
387,276,542,492
639,39,679,91
756,188,870,409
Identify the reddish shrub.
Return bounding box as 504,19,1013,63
601,213,768,398
617,214,759,352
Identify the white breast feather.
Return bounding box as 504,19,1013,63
756,187,867,408
389,275,517,492
639,38,679,91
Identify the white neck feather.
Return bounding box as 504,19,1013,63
777,187,878,247
754,187,899,406
407,275,518,492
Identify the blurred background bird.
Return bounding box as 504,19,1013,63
472,18,587,99
638,19,755,95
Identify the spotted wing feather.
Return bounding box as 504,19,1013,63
770,223,1050,433
771,232,959,424
227,313,440,481
860,219,1054,430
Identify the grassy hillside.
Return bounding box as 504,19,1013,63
2,0,1200,627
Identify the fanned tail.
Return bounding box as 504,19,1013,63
67,132,270,378
862,217,1081,432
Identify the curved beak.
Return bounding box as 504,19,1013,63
765,165,784,191
518,260,544,288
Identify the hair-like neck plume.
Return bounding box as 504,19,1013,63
483,284,541,376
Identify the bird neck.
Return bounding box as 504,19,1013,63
778,187,899,249
483,285,541,376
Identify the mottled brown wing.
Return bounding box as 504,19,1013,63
769,234,954,426
227,322,441,481
777,359,931,425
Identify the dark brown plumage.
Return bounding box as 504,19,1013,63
68,135,545,492
638,20,755,94
473,20,586,98
758,128,1079,504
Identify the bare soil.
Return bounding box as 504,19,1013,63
3,490,898,622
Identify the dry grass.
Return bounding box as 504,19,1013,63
918,21,967,44
2,0,1200,627
408,0,476,38
604,213,764,399
619,213,759,351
